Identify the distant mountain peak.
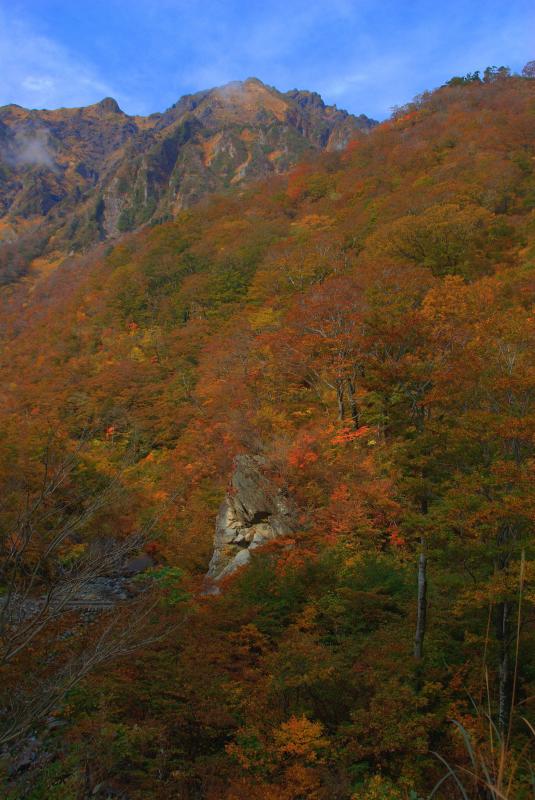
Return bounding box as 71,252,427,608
0,80,376,271
95,97,123,114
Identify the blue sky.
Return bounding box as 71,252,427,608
1,1,534,120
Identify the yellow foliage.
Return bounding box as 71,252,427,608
273,715,328,763
248,306,281,331
129,345,146,362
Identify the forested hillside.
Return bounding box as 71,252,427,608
1,70,535,799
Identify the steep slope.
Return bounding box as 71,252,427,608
1,73,535,799
0,78,375,280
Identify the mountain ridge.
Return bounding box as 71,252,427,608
0,78,376,282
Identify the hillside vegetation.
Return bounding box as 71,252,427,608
1,71,535,799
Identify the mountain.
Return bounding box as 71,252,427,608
0,78,375,280
2,71,535,799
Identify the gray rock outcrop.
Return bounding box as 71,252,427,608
207,455,297,584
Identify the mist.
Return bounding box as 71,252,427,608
9,134,57,170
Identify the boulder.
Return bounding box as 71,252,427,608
121,554,154,577
206,455,297,584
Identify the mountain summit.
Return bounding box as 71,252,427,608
0,79,375,273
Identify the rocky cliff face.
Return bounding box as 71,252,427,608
0,79,376,278
207,455,297,585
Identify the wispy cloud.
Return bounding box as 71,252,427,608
1,1,534,120
0,8,129,110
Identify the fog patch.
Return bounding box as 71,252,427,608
6,133,57,171
213,78,262,102
12,136,57,172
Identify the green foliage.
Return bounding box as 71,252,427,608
446,70,481,86
3,754,82,800
151,566,190,605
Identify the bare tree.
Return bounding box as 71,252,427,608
0,433,168,746
1,599,161,747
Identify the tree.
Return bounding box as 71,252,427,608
446,70,481,86
0,434,164,746
483,66,511,82
365,203,494,278
522,60,535,78
271,276,366,426
420,277,535,731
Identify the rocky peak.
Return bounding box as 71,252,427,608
0,80,376,275
97,97,123,114
284,88,327,112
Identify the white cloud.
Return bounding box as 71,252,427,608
21,76,55,93
0,9,129,110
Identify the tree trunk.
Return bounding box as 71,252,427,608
497,600,512,733
414,538,427,659
346,378,359,428
336,380,345,421
495,524,514,733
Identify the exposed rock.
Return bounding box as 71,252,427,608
122,553,154,577
96,97,123,115
63,576,130,609
8,745,38,775
207,455,297,585
0,556,152,620
0,79,377,276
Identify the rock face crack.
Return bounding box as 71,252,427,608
206,455,297,585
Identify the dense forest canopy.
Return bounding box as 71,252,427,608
1,68,535,799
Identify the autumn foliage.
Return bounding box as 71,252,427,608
1,72,535,798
